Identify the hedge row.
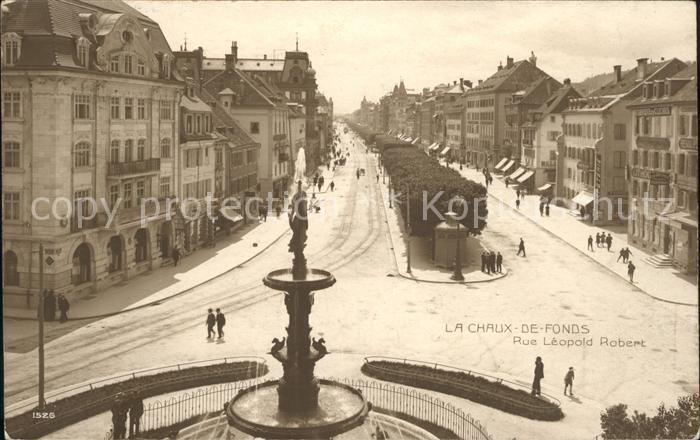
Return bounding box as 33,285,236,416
362,361,563,421
6,361,268,439
381,147,488,236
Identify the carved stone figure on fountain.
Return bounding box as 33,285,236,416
288,180,309,272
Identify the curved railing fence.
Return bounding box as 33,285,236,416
139,378,493,440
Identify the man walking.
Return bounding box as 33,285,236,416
517,238,526,257
587,235,594,251
496,252,503,273
172,246,180,267
111,394,128,439
481,252,487,273
606,233,613,252
545,203,550,216
46,290,56,321
617,248,625,262
128,393,144,439
58,294,70,323
216,308,226,339
595,233,601,248
564,367,575,397
539,202,544,216
628,261,636,283
206,308,216,339
532,356,544,396
489,251,496,274
516,189,521,199
330,181,335,192
516,199,521,209
624,247,633,263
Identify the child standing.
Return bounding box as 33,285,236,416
564,367,575,396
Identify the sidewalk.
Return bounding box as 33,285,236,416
4,166,337,322
448,162,697,306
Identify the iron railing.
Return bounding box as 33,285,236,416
139,378,493,440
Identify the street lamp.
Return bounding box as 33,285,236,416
450,198,465,281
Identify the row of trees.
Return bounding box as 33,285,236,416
381,146,487,236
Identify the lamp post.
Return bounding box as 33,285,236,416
405,185,411,273
37,243,46,410
388,175,392,209
450,198,465,281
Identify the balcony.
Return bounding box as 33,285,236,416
70,215,104,233
273,133,287,142
108,158,161,177
111,198,175,227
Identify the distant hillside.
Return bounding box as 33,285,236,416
573,70,630,97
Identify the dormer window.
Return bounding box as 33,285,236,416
2,33,22,66
664,82,670,97
76,38,90,67
110,56,120,73
122,30,133,44
161,54,171,79
137,58,145,76
124,54,133,74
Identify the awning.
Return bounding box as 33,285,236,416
429,143,441,151
661,211,698,228
572,191,595,206
508,167,526,180
494,158,508,170
517,170,535,183
501,160,515,172
537,183,553,192
405,137,413,142
440,147,451,155
220,206,244,223
411,137,420,145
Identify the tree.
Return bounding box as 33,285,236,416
600,394,699,439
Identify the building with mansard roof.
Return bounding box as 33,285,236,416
2,0,183,303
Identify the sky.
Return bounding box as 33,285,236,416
128,1,696,114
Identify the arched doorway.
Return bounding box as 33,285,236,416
72,243,92,285
159,221,172,259
4,250,19,286
107,235,124,272
134,228,149,263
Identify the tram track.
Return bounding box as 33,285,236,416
4,132,388,403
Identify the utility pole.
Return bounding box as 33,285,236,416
38,243,46,410
406,185,411,273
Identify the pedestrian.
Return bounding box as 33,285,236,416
275,204,282,218
564,367,575,397
58,294,70,323
505,177,510,188
496,252,503,273
516,199,520,209
617,248,625,262
376,174,379,183
319,176,325,190
216,308,226,339
313,174,318,188
628,261,636,283
172,247,180,267
595,233,601,248
489,175,494,185
489,251,497,274
587,235,594,251
111,394,128,439
46,290,56,321
625,247,633,263
545,204,550,216
128,393,144,439
517,238,526,257
606,233,613,252
539,203,544,216
516,189,521,199
206,308,216,339
481,252,487,273
330,181,335,192
532,356,544,396
356,169,361,179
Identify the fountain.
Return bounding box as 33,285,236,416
225,180,370,438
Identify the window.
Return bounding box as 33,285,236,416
3,192,20,220
73,94,91,119
689,155,698,177
195,114,201,133
161,54,171,79
110,56,120,73
550,116,555,123
642,150,648,167
613,151,626,169
124,97,134,119
652,151,660,169
136,180,145,203
652,117,661,137
632,150,639,166
665,152,672,171
642,117,651,136
124,55,133,74
124,140,133,162
123,183,133,209
74,189,92,218
110,96,121,119
4,250,19,286
137,139,146,161
77,38,89,67
159,100,172,120
232,151,244,167
137,98,146,119
109,185,119,208
110,140,120,163
3,91,21,118
692,115,698,136
160,138,171,158
3,33,21,65
215,148,223,166
613,176,625,192
3,141,20,168
185,149,201,167
137,58,145,76
74,142,91,168
250,122,260,134
614,123,626,140
160,177,171,197
186,114,193,133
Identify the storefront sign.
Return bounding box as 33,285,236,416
636,107,671,116
679,137,698,151
636,136,671,150
593,153,602,221
650,172,670,186
631,167,651,179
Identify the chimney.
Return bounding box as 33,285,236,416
563,78,571,86
463,80,473,89
453,80,457,85
478,79,483,86
497,61,503,71
529,51,537,67
264,54,267,60
636,58,648,80
613,65,622,83
459,77,465,91
506,56,514,69
225,41,238,71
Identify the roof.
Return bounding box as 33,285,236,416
2,0,173,69
181,94,212,113
588,59,681,97
199,87,258,148
466,60,549,94
517,76,562,105
535,84,582,114
628,62,697,106
236,58,285,72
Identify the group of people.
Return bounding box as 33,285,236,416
586,234,636,282
110,391,144,439
538,196,551,217
206,308,227,339
514,188,529,210
39,289,70,323
481,250,504,274
530,356,576,398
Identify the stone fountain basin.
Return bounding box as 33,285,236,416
263,268,336,291
227,379,368,439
